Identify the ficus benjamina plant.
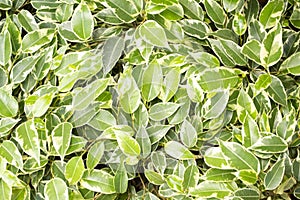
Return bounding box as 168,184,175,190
0,0,300,199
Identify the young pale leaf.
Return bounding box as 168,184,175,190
241,40,262,65
0,118,19,135
0,89,18,118
198,68,239,92
15,120,40,164
136,126,151,158
0,30,11,66
45,178,68,200
237,89,258,122
116,131,141,157
254,73,272,91
219,141,260,173
142,59,163,101
22,29,55,53
139,20,169,48
180,119,197,148
65,156,85,185
80,169,116,194
232,14,247,36
266,75,287,106
149,102,180,121
114,162,128,193
0,141,23,169
260,24,283,68
190,181,232,198
182,165,199,190
32,93,54,117
10,55,38,84
102,36,125,75
202,89,229,119
71,1,94,40
160,68,180,102
223,0,241,12
280,52,300,75
259,0,284,29
204,0,226,25
88,109,116,132
250,135,288,154
204,147,230,169
0,179,11,200
180,19,210,40
242,115,260,148
164,141,194,160
86,141,104,170
52,122,73,161
264,159,285,190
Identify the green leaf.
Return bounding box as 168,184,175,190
198,67,240,92
72,79,110,110
160,4,184,21
179,0,204,20
259,0,284,29
15,120,40,164
254,73,272,91
265,75,287,106
145,170,165,185
241,40,262,65
182,165,199,190
141,59,163,101
208,39,235,66
160,68,180,102
237,88,258,122
0,118,19,136
17,10,39,32
0,179,11,200
149,102,180,121
223,0,241,12
232,14,247,36
114,162,128,193
31,93,54,117
280,52,300,75
71,1,94,40
0,30,11,66
219,141,260,173
106,0,139,23
264,159,285,190
241,115,260,148
10,55,38,84
45,178,69,200
236,169,258,185
220,39,247,66
102,36,125,75
22,29,55,53
0,88,18,118
139,20,169,48
190,181,232,198
248,20,266,42
290,7,300,29
164,141,194,160
0,141,23,169
180,119,197,148
181,19,210,40
52,122,73,161
136,126,151,158
250,135,288,154
205,168,236,182
234,188,260,200
116,131,141,157
86,141,104,171
204,147,230,169
65,156,85,185
80,169,116,194
204,0,227,25
88,109,116,132
189,52,220,68
202,89,229,119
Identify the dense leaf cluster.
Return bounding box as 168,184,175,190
0,0,300,199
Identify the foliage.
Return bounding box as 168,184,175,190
0,0,300,199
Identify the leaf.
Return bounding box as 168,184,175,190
72,78,110,110
234,188,260,200
164,141,194,160
189,52,220,68
0,88,19,118
88,109,116,131
204,0,227,25
250,135,288,154
160,68,180,102
17,10,39,32
198,67,240,92
0,118,20,135
179,0,204,20
241,40,262,65
15,120,40,164
180,19,210,40
141,59,163,101
115,131,141,157
160,4,184,21
80,169,116,194
136,126,151,158
10,55,38,84
52,122,73,161
0,141,23,169
205,168,236,182
102,36,125,75
280,52,300,75
31,93,54,117
259,0,284,29
265,75,287,106
248,20,266,42
106,0,139,23
65,156,85,185
86,141,104,170
220,39,247,66
0,179,11,200
45,178,69,200
22,29,55,53
182,165,199,190
219,141,260,173
180,119,197,148
0,30,11,66
202,89,229,119
149,102,180,121
254,73,272,91
241,114,260,148
232,14,247,36
264,159,285,190
190,181,232,198
208,39,235,66
147,125,172,144
71,1,94,40
145,170,164,185
236,169,258,185
114,162,128,193
139,20,169,48
237,88,258,122
223,0,241,12
290,7,300,29
204,147,230,169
